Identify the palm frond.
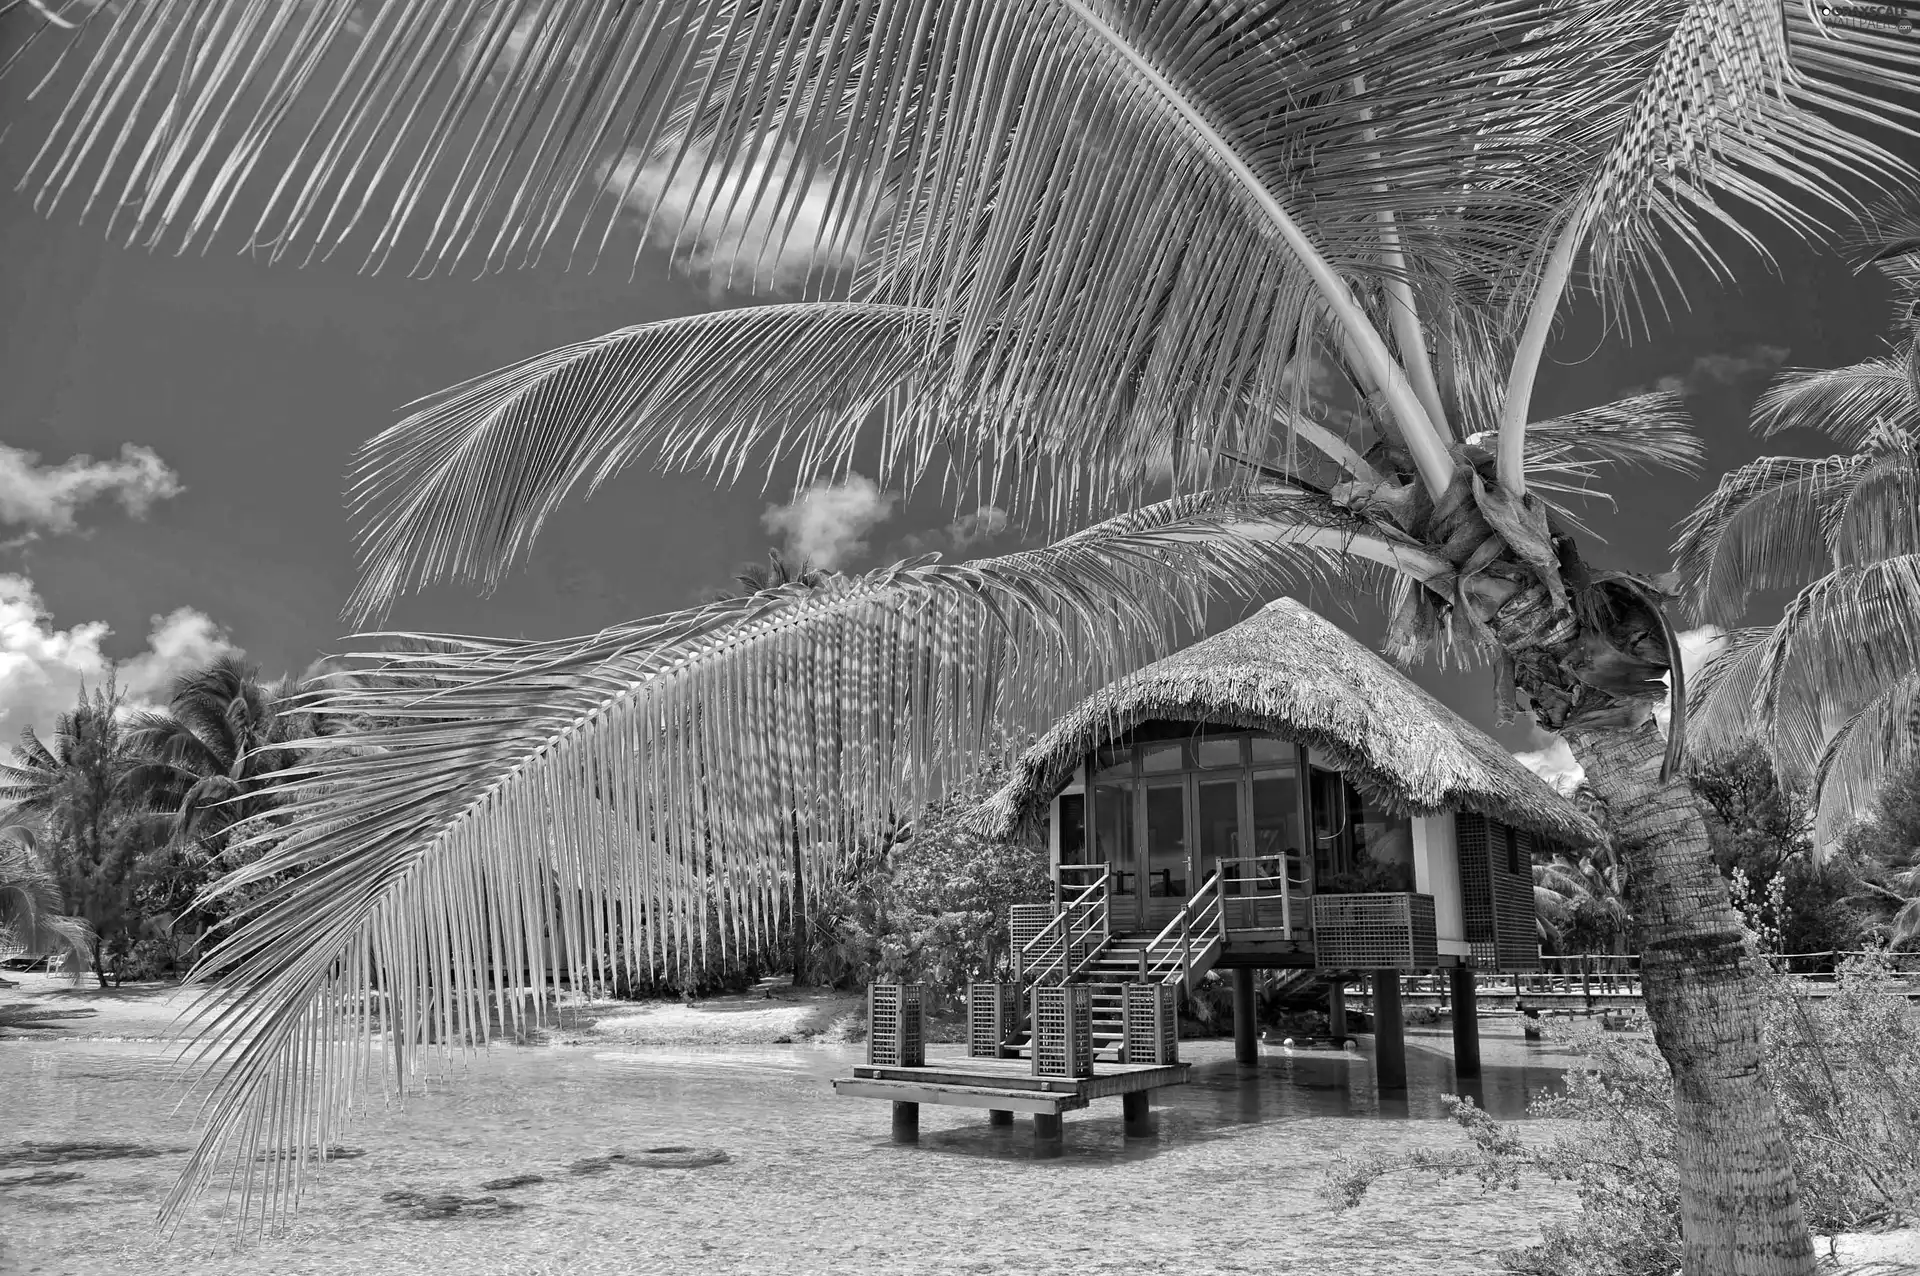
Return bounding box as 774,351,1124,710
1483,391,1702,535
1753,357,1918,446
1747,554,1920,786
158,488,1435,1224
1672,453,1869,625
1811,670,1920,848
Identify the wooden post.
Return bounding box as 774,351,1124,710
1449,965,1481,1079
1232,967,1258,1064
1034,1113,1064,1144
891,1101,919,1142
1123,1091,1151,1138
1328,977,1348,1042
1373,970,1406,1091
988,1109,1014,1127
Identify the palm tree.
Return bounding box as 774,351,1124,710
18,4,1920,1265
0,829,93,978
127,657,311,864
728,549,838,597
122,658,313,961
0,682,162,985
1678,225,1920,849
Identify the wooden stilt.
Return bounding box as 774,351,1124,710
1449,965,1481,1079
1232,967,1258,1064
1033,1113,1064,1145
1373,970,1406,1091
988,1109,1014,1126
891,1101,919,1142
1123,1090,1151,1138
1328,977,1348,1042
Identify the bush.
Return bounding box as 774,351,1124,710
1326,952,1920,1272
803,787,1051,1010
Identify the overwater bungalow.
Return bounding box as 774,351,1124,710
838,598,1601,1143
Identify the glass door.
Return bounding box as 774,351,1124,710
1091,744,1141,928
1196,776,1246,922
1142,780,1189,910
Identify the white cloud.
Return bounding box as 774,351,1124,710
0,443,182,540
1516,726,1585,796
762,475,896,571
1655,624,1728,733
0,575,240,746
599,139,879,294
1515,625,1729,793
1629,344,1791,398
893,506,1014,559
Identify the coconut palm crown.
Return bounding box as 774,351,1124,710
12,3,1920,1270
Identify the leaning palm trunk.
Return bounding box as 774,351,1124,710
1570,720,1810,1271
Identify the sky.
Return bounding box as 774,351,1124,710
0,44,1906,764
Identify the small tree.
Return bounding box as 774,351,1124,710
1839,758,1920,948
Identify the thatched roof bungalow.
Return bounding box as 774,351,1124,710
984,598,1599,975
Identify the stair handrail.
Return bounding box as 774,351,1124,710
1138,871,1225,987
1019,869,1109,987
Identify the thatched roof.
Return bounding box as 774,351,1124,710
983,598,1600,847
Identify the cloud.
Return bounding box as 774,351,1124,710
0,443,182,541
0,575,240,746
1515,726,1585,797
599,139,880,294
1515,625,1729,794
762,475,896,571
1628,344,1790,398
892,506,1015,559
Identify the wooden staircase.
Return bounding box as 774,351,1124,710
1007,870,1231,1061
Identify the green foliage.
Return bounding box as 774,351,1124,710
806,777,1050,1009
1839,757,1920,948
1326,954,1920,1271
1692,740,1874,961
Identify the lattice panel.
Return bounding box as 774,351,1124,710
1122,983,1179,1066
1456,813,1541,972
1030,984,1093,1078
867,983,926,1067
1009,905,1053,953
1310,893,1438,971
967,983,1019,1058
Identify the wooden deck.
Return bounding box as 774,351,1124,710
834,1053,1191,1139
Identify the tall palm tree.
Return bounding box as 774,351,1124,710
16,4,1920,1267
1678,225,1920,848
0,682,162,985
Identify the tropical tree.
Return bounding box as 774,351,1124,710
1533,838,1631,957
1679,225,1920,848
0,830,93,977
727,549,838,598
0,682,166,985
17,4,1920,1268
127,658,311,865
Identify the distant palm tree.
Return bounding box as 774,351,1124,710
127,657,310,867
19,4,1920,1263
0,682,162,985
1534,840,1631,956
1678,224,1920,848
728,549,837,597
0,829,92,978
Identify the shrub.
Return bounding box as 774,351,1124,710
1326,952,1920,1271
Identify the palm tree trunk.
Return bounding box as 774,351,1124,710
789,822,810,989
1566,720,1813,1276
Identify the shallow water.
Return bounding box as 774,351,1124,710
1,1023,1583,1275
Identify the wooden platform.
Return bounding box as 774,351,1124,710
834,1056,1191,1117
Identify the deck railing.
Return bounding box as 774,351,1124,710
1016,868,1110,988
1212,854,1295,938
